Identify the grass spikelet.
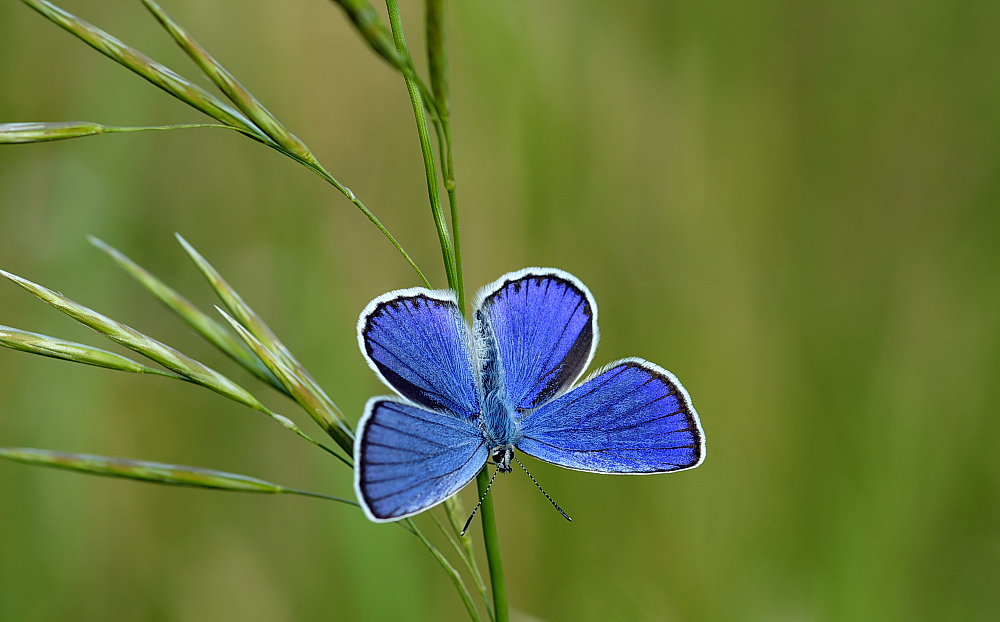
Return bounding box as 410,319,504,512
0,325,181,377
217,308,354,454
175,234,291,361
328,0,404,70
0,268,264,411
326,0,443,126
89,236,286,394
1,121,255,144
22,0,265,139
0,121,105,143
141,0,316,164
174,235,350,430
0,447,357,504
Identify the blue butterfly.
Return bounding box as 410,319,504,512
353,268,705,525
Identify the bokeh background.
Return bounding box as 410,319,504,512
2,0,999,619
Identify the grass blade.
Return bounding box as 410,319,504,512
22,0,266,139
443,496,492,618
1,121,252,144
175,235,351,432
1,121,105,143
0,270,347,460
175,234,292,364
89,236,286,394
384,0,457,291
426,0,449,114
326,0,443,124
0,268,264,411
328,0,403,70
16,2,431,290
141,0,316,164
407,519,484,622
0,325,181,378
432,509,495,622
217,307,354,455
0,447,356,505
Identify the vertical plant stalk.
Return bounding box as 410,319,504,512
423,1,506,617
384,0,457,291
426,2,494,616
20,0,429,289
425,0,465,312
433,509,494,622
475,467,508,622
383,0,507,616
407,519,484,622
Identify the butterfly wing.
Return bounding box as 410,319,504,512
355,398,488,521
358,287,479,417
516,358,705,473
473,268,598,411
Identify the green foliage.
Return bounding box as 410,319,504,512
3,0,998,620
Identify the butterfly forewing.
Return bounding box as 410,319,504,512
358,288,479,417
474,268,598,411
515,358,705,473
354,398,488,521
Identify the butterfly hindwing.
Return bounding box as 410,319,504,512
358,288,479,417
354,398,488,521
473,268,598,411
515,358,705,473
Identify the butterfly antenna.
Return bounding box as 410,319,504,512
513,456,572,523
461,467,499,536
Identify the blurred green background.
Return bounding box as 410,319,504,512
2,0,999,619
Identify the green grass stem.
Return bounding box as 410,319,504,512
423,0,465,312
384,0,457,291
407,518,484,622
431,510,495,622
442,496,490,611
476,467,508,622
217,307,354,458
142,0,316,164
0,325,181,378
419,1,502,616
0,447,357,504
0,121,254,143
22,0,264,137
89,236,287,394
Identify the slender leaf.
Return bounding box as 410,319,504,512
1,121,251,145
175,235,351,433
408,519,484,622
22,0,266,139
1,121,105,143
328,0,403,70
0,447,356,505
217,308,353,455
1,270,345,458
0,325,180,378
0,268,263,411
141,0,316,164
89,236,286,394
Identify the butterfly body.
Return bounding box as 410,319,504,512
354,268,705,523
477,319,522,460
